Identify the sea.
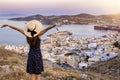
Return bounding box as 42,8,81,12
0,18,115,45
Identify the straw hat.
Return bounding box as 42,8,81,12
24,20,42,37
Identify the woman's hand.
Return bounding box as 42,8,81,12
54,23,62,27
1,24,9,28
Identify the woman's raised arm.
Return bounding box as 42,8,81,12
38,23,61,37
1,24,25,35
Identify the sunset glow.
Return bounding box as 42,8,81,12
0,0,120,15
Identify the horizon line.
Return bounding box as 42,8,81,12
1,12,120,17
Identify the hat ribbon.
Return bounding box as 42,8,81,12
27,25,37,37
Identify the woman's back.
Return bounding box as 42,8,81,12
26,36,41,53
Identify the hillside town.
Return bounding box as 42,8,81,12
1,31,120,70
0,44,29,54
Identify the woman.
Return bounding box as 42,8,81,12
1,20,60,80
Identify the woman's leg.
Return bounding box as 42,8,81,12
36,74,41,80
30,74,36,80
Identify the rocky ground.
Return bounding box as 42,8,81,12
0,47,120,80
87,54,120,77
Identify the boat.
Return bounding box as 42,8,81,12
94,26,108,30
94,25,120,32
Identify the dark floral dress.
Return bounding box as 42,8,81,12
26,38,44,74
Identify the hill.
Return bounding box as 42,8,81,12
9,13,120,25
0,47,119,80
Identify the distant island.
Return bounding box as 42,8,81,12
9,13,120,25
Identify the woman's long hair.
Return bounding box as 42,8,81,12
26,36,39,47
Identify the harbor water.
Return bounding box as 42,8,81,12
0,19,115,45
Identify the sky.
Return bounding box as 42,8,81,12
0,0,120,16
